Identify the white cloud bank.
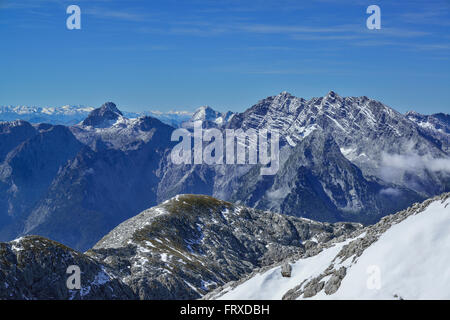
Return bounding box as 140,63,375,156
382,153,450,173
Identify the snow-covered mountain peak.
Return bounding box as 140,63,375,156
184,106,235,128
277,91,294,98
67,101,178,151
327,90,337,96
325,90,338,98
323,90,342,103
81,102,125,128
225,91,449,199
405,110,420,117
100,102,122,115
191,106,220,122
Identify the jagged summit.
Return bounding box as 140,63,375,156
184,106,234,128
81,102,124,127
100,102,123,114
69,101,178,152
325,90,340,99
278,91,294,97
321,90,343,105
405,110,420,116
191,106,221,122
273,90,339,100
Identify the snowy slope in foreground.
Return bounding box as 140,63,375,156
211,193,450,300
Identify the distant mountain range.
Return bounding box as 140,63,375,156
0,104,192,127
0,92,448,254
0,105,95,125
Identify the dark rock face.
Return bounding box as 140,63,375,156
81,102,123,127
230,130,421,224
0,121,39,229
22,119,175,251
0,102,177,251
281,263,292,278
0,125,84,241
0,236,137,300
406,111,450,152
0,120,38,162
87,194,361,299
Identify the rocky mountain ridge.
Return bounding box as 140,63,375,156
205,192,450,300
0,235,136,299
87,194,360,299
1,193,448,300
0,93,448,251
0,194,361,299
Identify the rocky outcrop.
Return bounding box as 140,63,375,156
280,263,292,278
285,192,449,299
204,193,450,300
87,194,361,299
0,236,137,300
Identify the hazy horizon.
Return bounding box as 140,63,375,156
1,89,448,115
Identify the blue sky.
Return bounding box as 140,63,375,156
0,0,449,114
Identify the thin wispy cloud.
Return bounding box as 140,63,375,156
135,16,433,41
242,69,333,75
84,8,152,22
0,0,115,10
236,23,356,34
106,44,171,52
372,28,430,38
400,2,450,26
291,34,362,41
0,1,41,9
354,39,450,52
